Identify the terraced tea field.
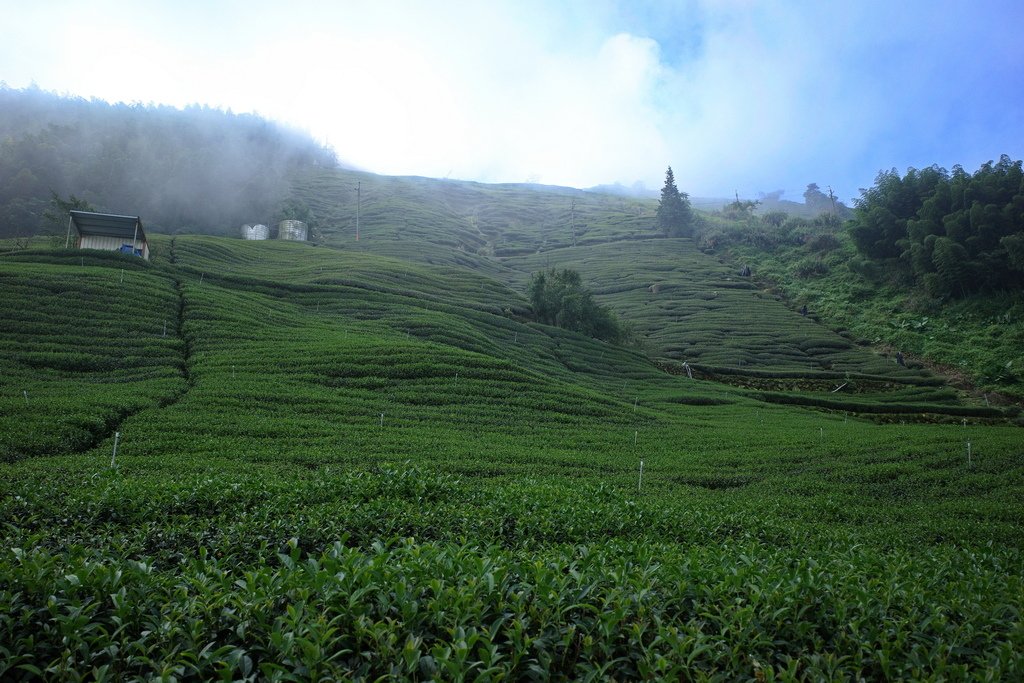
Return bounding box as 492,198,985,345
294,169,1003,420
0,253,186,462
499,240,1004,423
2,231,1022,680
293,168,656,256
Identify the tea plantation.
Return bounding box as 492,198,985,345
1,227,1022,680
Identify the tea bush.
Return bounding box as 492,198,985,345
2,237,1021,679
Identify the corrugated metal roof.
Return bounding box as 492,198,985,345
70,211,146,241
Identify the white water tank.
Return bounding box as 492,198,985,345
277,220,308,241
240,223,270,240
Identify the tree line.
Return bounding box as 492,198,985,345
848,155,1024,297
0,86,336,238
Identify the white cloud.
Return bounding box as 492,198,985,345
2,0,1022,202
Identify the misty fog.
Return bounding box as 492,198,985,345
0,86,336,238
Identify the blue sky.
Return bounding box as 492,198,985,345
2,0,1022,204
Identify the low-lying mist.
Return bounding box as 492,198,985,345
0,86,337,238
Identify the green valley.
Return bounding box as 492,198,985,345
2,170,1022,680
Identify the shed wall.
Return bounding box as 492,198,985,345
80,235,125,251
78,235,150,260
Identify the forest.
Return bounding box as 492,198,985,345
848,155,1024,297
0,86,336,238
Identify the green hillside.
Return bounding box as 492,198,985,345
288,167,1007,421
2,220,1022,679
292,167,656,256
717,222,1024,403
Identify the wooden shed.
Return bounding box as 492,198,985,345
68,211,150,260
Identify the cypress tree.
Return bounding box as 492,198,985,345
656,166,695,237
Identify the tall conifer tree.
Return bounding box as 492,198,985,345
656,166,695,236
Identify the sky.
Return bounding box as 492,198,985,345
2,0,1023,204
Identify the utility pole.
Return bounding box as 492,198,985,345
356,181,361,241
570,199,577,247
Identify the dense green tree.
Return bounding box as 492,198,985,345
722,197,759,222
848,155,1024,297
803,183,831,212
527,269,625,343
1002,233,1024,271
42,192,95,235
930,237,971,296
656,166,695,237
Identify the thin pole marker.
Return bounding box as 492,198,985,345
110,431,121,468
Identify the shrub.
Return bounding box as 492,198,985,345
760,211,788,228
794,258,830,279
806,234,841,253
847,257,883,281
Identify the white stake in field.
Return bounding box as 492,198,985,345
110,431,121,468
